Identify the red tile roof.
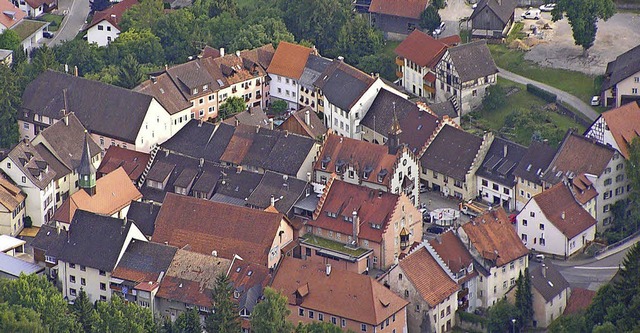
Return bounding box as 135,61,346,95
399,246,459,307
88,0,138,31
267,41,313,79
600,102,640,159
152,193,288,266
564,288,596,315
310,179,400,242
571,174,598,205
97,145,150,182
0,0,26,29
532,182,597,239
462,208,529,267
429,231,477,284
369,0,430,19
395,30,452,68
271,257,408,325
24,0,55,10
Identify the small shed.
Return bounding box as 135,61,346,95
0,252,44,279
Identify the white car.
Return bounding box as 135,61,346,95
522,9,541,19
591,96,601,106
434,22,446,35
472,3,477,9
539,3,556,12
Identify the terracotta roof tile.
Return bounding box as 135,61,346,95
279,107,327,139
0,0,26,29
394,30,450,68
571,174,598,205
88,0,138,30
399,246,459,307
600,102,640,159
462,208,529,267
564,287,596,315
272,257,408,325
532,182,597,239
0,176,25,212
134,72,192,115
429,231,477,284
369,0,429,19
97,146,150,182
267,42,313,79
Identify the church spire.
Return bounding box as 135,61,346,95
78,131,96,196
387,102,402,154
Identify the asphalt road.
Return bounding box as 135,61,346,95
48,0,89,46
497,67,599,121
553,247,631,291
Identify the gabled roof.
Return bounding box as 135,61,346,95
207,50,268,86
112,240,177,283
0,176,25,211
429,99,460,119
429,231,477,284
160,120,234,162
310,179,400,242
564,287,596,315
33,144,69,182
314,134,399,187
246,171,311,215
570,174,598,205
368,0,429,19
46,210,144,272
470,0,517,24
314,59,376,111
512,141,557,185
126,201,160,237
222,107,269,128
88,0,138,31
21,70,156,143
152,193,288,266
97,145,150,182
602,44,640,90
599,102,640,159
228,261,270,312
299,55,332,89
272,257,408,325
476,137,527,187
446,40,498,82
399,246,459,307
421,125,483,181
394,30,452,68
267,41,313,80
212,169,263,201
6,141,56,190
361,89,440,154
0,0,26,29
529,263,570,302
461,208,528,267
133,72,192,115
532,182,597,239
52,167,142,224
542,131,615,185
279,107,327,139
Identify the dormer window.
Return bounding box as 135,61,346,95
203,85,208,91
378,169,388,183
234,291,240,299
363,166,373,179
335,160,346,174
193,88,198,95
321,156,331,170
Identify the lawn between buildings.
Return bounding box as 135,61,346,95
40,13,64,32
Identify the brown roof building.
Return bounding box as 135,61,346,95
87,0,138,31
0,176,26,237
395,30,457,68
97,145,150,183
564,287,596,315
278,107,327,140
271,257,408,332
267,41,313,80
586,101,640,159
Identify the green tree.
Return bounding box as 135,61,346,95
70,289,98,332
487,299,518,333
53,39,106,75
174,308,202,333
109,28,165,65
205,274,240,333
592,321,617,333
93,295,155,333
219,96,247,119
431,0,446,9
31,45,60,74
250,287,295,333
0,29,21,51
551,0,615,55
153,9,197,63
0,274,81,333
548,313,587,333
333,16,383,61
0,302,47,333
84,65,120,85
515,268,533,328
116,54,145,89
278,0,350,52
358,52,396,81
0,65,21,148
192,0,237,18
90,0,111,12
419,6,441,32
120,0,164,32
483,84,506,112
270,100,288,116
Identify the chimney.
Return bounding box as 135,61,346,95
256,125,260,133
151,76,157,84
235,118,240,126
503,144,508,158
74,66,78,77
220,47,225,57
561,211,565,220
149,202,153,214
236,50,241,57
270,195,276,207
352,210,359,246
212,250,218,257
543,139,549,145
304,110,310,126
337,56,344,62
284,130,289,137
325,263,331,276
542,264,547,278
198,119,203,127
268,118,274,130
306,172,311,182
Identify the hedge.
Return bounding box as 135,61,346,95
526,83,557,103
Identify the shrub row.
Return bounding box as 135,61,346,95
526,83,557,103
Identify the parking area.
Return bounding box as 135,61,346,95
419,190,472,239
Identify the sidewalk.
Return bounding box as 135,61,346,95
552,233,640,267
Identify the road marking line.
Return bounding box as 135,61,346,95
573,266,618,270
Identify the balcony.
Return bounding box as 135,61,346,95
395,57,404,66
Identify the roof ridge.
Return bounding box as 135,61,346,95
423,240,458,282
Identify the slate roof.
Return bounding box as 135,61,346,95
429,100,459,119
368,0,429,19
279,107,327,139
462,208,529,267
88,0,138,30
33,144,68,182
470,0,517,25
421,125,483,181
512,141,557,185
361,89,440,154
315,134,399,187
161,120,234,162
152,193,288,266
399,246,459,307
126,201,160,237
111,240,177,283
133,72,192,115
213,169,263,200
394,30,450,68
6,141,56,190
602,44,640,90
21,70,156,143
0,177,25,212
246,171,311,215
31,225,65,254
46,210,142,272
0,0,26,29
314,60,376,112
166,59,214,94
222,107,269,128
476,137,527,187
532,182,597,239
429,231,477,284
272,257,409,325
267,41,313,79
542,131,615,185
599,102,640,159
530,263,570,303
299,55,332,89
97,145,150,182
447,41,498,83
564,288,596,315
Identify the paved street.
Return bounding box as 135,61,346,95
553,247,630,291
47,0,90,45
438,0,473,40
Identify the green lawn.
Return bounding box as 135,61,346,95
301,234,370,257
40,13,64,32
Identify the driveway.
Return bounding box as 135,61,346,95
438,0,474,39
47,0,90,45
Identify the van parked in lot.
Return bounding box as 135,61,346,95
522,9,541,19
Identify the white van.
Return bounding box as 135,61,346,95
522,8,541,19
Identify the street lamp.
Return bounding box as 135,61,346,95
512,318,517,333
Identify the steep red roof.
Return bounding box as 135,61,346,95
429,231,477,284
24,0,55,11
97,145,150,182
564,288,596,315
395,30,451,68
267,41,313,79
88,0,138,31
533,182,597,239
0,0,26,29
369,0,430,19
399,246,459,307
600,102,640,159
